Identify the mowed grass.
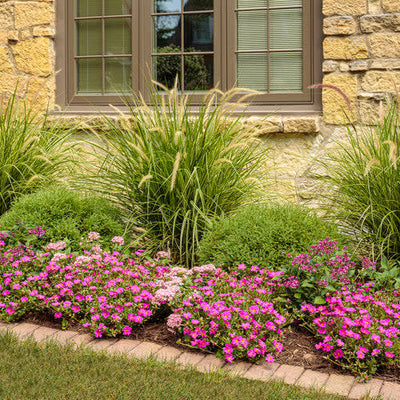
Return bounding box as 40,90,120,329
0,332,345,400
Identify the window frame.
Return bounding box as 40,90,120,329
55,0,322,112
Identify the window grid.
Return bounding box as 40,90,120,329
151,0,214,91
74,0,133,95
235,1,303,93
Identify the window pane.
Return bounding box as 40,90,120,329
105,18,132,55
270,9,302,50
154,15,181,51
105,0,132,15
105,57,132,93
76,0,101,17
270,0,302,7
184,54,213,90
237,10,267,51
153,55,181,89
184,14,213,52
154,0,181,13
270,52,302,92
237,0,267,8
77,58,102,94
184,0,213,11
237,53,268,91
76,19,102,56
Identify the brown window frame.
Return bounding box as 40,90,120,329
55,0,322,112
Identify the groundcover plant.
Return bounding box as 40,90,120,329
0,229,399,378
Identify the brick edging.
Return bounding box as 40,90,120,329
0,321,399,400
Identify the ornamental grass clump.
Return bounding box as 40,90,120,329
83,83,269,266
0,93,77,215
169,264,289,364
301,285,400,379
320,99,400,260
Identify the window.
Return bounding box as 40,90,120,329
55,0,321,110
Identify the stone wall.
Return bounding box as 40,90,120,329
0,0,400,201
0,0,55,108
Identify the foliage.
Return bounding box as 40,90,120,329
169,264,289,364
320,100,400,260
358,256,400,291
198,202,345,270
81,84,269,266
282,238,375,307
302,285,400,379
0,93,77,215
0,187,126,251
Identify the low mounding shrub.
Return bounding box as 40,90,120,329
320,100,400,260
0,93,77,215
198,203,345,270
283,238,376,306
302,285,400,379
0,187,126,250
82,84,269,266
169,264,289,364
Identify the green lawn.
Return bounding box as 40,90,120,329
0,332,345,400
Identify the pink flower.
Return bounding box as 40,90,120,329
122,326,132,336
265,353,275,363
111,236,125,246
54,312,62,319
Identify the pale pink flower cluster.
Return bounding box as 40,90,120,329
46,241,67,251
167,312,182,329
111,236,125,246
88,232,101,241
51,253,67,262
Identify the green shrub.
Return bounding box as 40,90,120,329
320,99,400,260
197,202,346,270
82,84,269,265
0,93,77,215
0,187,126,250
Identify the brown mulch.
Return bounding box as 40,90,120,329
17,314,400,383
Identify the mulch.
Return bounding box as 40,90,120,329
20,313,400,383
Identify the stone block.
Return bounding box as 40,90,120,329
0,46,13,72
322,74,358,124
369,33,400,58
33,26,56,38
323,0,367,16
15,2,54,29
10,322,40,339
380,381,400,400
69,333,94,347
13,37,52,76
349,60,369,71
283,117,320,134
324,374,355,397
323,60,339,72
107,339,141,355
86,339,118,351
324,16,357,35
242,362,280,382
370,59,400,69
369,0,382,14
155,346,183,362
271,364,304,385
324,36,369,60
128,341,163,360
176,351,206,367
361,14,400,33
348,378,383,400
30,326,58,342
223,361,251,376
383,0,400,13
7,30,19,42
296,370,329,389
51,330,79,345
196,354,225,372
362,71,400,92
0,4,13,29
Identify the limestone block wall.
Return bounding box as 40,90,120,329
0,0,399,201
0,0,55,108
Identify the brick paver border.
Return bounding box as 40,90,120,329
0,321,399,399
